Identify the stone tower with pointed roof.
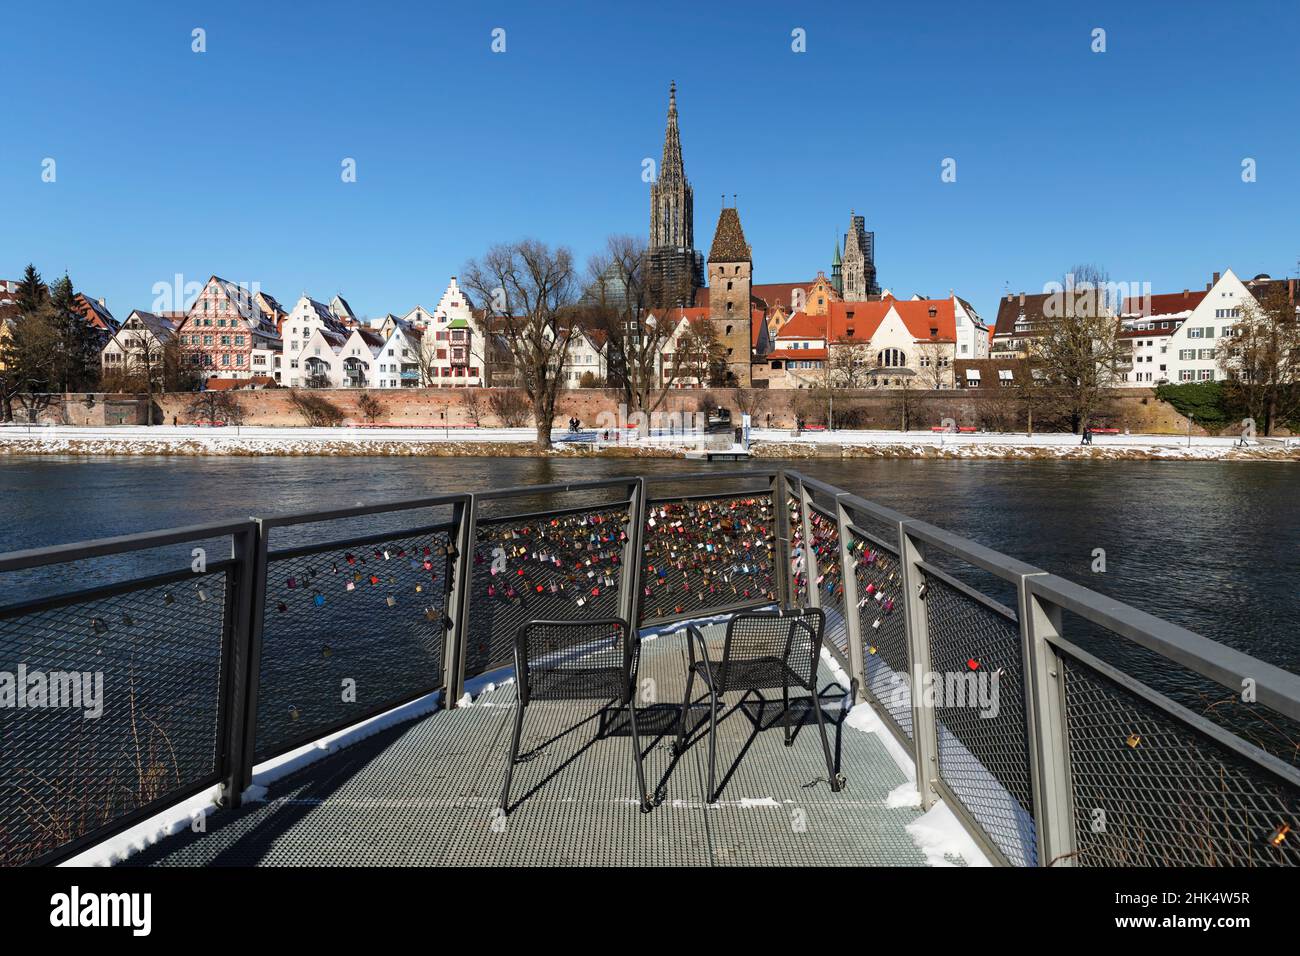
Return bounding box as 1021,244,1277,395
647,82,704,306
707,205,753,386
831,239,843,295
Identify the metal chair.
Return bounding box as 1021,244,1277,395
499,618,652,814
672,607,843,803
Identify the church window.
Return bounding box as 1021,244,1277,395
877,348,906,368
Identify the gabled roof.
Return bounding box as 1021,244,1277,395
120,310,179,342
1121,289,1207,317
1244,274,1300,309
205,275,282,338
993,292,1055,338
74,293,117,332
330,294,356,320
777,295,959,345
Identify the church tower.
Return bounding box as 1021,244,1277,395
647,82,703,305
831,238,843,295
841,211,879,300
707,204,753,387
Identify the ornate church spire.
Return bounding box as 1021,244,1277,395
650,82,693,252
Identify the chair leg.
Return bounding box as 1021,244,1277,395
782,678,793,747
499,699,527,814
627,696,652,812
810,687,844,793
671,669,696,756
706,682,720,803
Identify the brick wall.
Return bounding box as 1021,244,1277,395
136,386,1215,434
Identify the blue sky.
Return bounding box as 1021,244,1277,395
3,0,1298,324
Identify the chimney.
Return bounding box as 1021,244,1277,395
1213,271,1221,285
1019,292,1025,305
1182,289,1189,298
98,297,106,306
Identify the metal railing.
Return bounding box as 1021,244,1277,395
0,467,1297,866
784,469,1300,867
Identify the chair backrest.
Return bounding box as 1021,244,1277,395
514,618,636,705
720,607,824,690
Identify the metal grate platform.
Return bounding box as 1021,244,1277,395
129,623,937,866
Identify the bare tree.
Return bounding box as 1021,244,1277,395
732,388,768,423
487,388,531,427
1027,264,1127,432
582,235,701,414
826,336,875,388
461,388,486,427
285,389,344,426
356,392,387,424
1218,284,1300,436
462,240,578,448
668,316,725,388
914,342,953,390
187,390,247,425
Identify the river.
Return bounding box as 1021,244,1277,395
2,454,1297,752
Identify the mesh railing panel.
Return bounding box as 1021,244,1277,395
806,507,848,659
253,531,452,762
849,533,912,741
922,569,1038,866
641,495,775,622
0,571,229,865
788,493,807,607
467,507,629,678
1062,653,1300,867
522,620,634,702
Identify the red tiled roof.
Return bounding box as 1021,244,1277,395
775,296,959,346
1122,290,1207,316
775,310,827,341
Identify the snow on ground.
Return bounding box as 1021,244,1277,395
822,648,993,867
906,801,994,867
2,423,1294,460
59,785,224,867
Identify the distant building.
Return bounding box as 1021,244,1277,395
840,212,879,300
408,277,484,387
281,296,354,386
646,83,704,303
177,276,282,381
100,310,180,380
1122,268,1298,386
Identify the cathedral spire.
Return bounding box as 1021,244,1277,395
650,81,694,253
659,82,684,183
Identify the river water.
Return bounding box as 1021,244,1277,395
2,455,1297,751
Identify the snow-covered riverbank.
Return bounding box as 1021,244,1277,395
0,424,1295,460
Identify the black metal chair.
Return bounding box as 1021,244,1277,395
500,617,652,814
672,607,843,803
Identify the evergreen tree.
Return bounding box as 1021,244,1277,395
47,274,100,392
15,263,48,316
